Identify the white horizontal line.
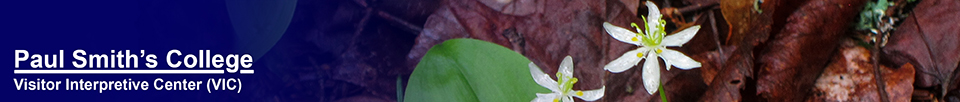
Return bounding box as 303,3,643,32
240,70,254,74
13,70,225,74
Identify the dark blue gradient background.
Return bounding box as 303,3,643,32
2,0,297,101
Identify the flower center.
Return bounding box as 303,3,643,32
635,16,667,47
555,72,578,94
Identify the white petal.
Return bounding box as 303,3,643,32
660,49,701,70
531,93,560,102
602,22,642,45
641,52,660,95
644,1,661,28
559,56,574,78
572,86,605,101
561,96,574,102
604,48,649,73
662,25,701,47
530,63,560,92
644,1,661,19
656,49,673,71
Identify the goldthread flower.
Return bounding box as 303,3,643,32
601,1,702,95
529,56,604,102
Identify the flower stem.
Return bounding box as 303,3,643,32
659,82,667,102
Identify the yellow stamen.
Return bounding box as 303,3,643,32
553,98,559,102
571,78,578,84
656,49,662,54
631,37,638,42
576,91,584,96
636,52,644,58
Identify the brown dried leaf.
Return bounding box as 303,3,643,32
694,0,774,101
807,40,913,102
718,0,774,46
881,0,960,100
755,0,868,101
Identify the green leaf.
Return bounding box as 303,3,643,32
404,39,551,102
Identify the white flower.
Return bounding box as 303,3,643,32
601,1,702,95
529,56,605,102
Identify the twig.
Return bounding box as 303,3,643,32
662,2,718,19
378,11,424,35
663,2,718,27
872,35,890,102
350,0,424,35
708,11,723,65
